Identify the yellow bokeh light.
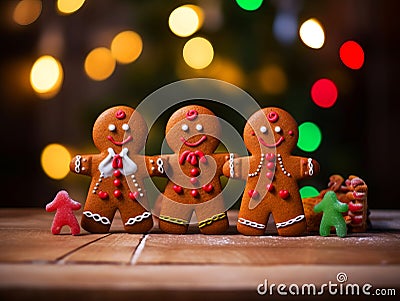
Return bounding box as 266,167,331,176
57,0,85,15
111,31,143,64
13,0,42,26
258,65,287,95
183,37,214,69
84,47,116,81
41,144,71,180
168,5,202,37
299,18,325,49
30,55,63,98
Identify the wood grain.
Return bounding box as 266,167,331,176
0,209,399,301
0,229,107,262
63,233,142,264
136,232,400,265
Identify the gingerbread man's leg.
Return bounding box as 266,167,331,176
119,198,153,234
237,191,270,236
196,195,229,235
272,194,306,237
158,195,192,234
81,195,117,233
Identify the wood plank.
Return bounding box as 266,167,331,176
136,232,400,265
63,233,143,264
0,264,399,300
0,229,108,262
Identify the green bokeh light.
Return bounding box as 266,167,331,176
300,186,320,199
236,0,264,11
297,122,322,152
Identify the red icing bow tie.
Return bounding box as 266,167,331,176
179,150,207,166
112,154,123,169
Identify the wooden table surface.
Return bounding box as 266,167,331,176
0,209,399,300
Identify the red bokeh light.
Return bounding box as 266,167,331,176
339,41,365,70
311,78,338,108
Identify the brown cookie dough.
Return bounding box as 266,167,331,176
223,107,320,236
70,105,164,233
157,105,229,234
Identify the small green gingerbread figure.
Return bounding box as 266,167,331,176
314,191,349,237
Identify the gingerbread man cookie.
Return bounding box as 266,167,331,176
158,105,230,234
223,107,320,236
70,106,165,233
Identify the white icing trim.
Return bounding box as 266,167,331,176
83,211,111,225
275,214,305,229
238,217,266,229
125,212,152,226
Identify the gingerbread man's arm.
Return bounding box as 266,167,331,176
70,153,103,177
70,154,92,176
222,155,251,180
145,155,170,177
212,153,230,176
294,156,320,180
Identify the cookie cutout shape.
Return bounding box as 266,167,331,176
223,107,320,236
45,190,81,235
157,105,230,234
314,191,349,237
70,105,164,233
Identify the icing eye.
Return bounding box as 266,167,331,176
196,124,203,131
274,126,282,133
108,124,116,131
181,124,189,132
260,126,267,134
122,123,130,131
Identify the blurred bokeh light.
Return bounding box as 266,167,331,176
30,55,63,98
41,144,71,180
111,30,143,64
84,47,116,81
183,37,214,69
13,0,42,25
299,18,325,49
169,5,203,37
57,0,85,15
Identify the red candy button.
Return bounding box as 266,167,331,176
113,179,121,187
113,170,122,177
98,191,109,199
190,168,200,176
128,192,136,200
248,189,259,198
265,153,275,161
191,189,199,198
173,185,183,194
266,184,274,192
202,184,214,193
190,177,198,184
266,172,274,180
266,162,275,170
114,190,122,198
279,190,290,199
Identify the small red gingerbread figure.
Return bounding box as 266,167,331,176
46,190,81,235
223,107,320,236
70,105,165,233
157,105,230,234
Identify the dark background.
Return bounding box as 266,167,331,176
0,0,399,209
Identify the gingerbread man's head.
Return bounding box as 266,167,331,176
244,107,298,155
165,105,221,153
92,105,148,154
